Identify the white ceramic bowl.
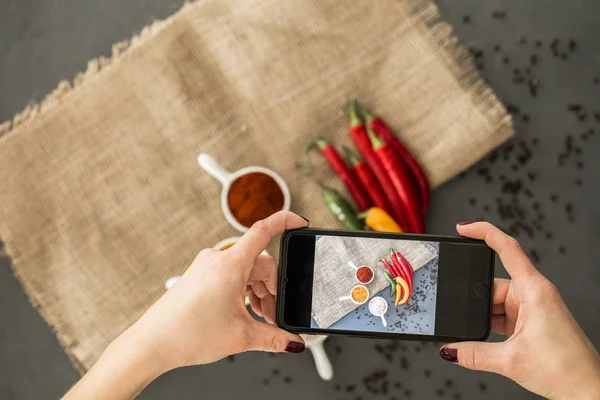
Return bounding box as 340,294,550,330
355,265,374,285
197,154,291,233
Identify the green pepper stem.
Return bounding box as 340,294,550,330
305,137,329,154
367,125,385,149
356,211,369,220
342,146,362,167
356,100,375,123
348,98,363,127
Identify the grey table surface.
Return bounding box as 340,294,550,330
1,1,599,399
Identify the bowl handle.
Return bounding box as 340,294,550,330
197,154,231,185
309,341,333,381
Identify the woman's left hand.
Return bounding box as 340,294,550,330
64,211,308,400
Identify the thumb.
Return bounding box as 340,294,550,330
440,342,506,373
245,321,306,354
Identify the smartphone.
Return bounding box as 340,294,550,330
276,228,495,342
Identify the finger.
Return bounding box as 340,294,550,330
456,222,539,279
244,320,305,353
493,278,510,305
259,294,277,324
248,292,263,317
491,315,506,335
492,304,505,315
251,281,271,300
249,254,279,295
440,342,506,373
232,211,309,267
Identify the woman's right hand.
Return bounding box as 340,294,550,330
440,222,600,400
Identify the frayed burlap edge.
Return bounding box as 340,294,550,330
0,2,198,142
406,0,514,139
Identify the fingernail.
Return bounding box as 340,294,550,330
457,221,473,226
439,347,458,363
285,341,305,353
298,215,310,224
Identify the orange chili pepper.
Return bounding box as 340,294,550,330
394,276,410,306
358,207,403,232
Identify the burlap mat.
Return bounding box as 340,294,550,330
312,237,436,329
0,0,513,372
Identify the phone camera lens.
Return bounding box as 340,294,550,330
472,283,488,299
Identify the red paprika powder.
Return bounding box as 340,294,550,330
356,266,374,283
227,172,284,228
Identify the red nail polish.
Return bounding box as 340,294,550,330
440,347,458,362
298,215,310,224
457,221,473,226
285,341,305,353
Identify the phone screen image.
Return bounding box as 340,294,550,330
310,235,439,335
279,229,494,341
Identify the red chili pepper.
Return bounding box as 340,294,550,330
391,249,413,298
343,146,391,214
306,138,371,211
367,127,424,233
381,258,401,278
361,104,431,212
348,100,408,229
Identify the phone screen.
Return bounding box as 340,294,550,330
278,229,494,341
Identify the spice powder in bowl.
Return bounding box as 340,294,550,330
351,286,369,304
227,172,285,228
356,266,374,284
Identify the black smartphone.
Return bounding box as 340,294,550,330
276,228,495,342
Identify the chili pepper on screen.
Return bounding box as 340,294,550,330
357,207,402,232
394,250,414,285
380,258,401,279
383,271,396,297
391,249,413,300
306,138,371,211
395,276,410,306
367,127,424,233
347,100,402,225
360,102,431,212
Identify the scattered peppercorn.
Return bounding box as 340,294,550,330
535,40,542,47
520,37,527,44
492,10,507,19
528,78,539,96
530,249,540,263
463,15,471,23
494,44,501,52
559,246,566,254
568,39,577,52
530,54,538,65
